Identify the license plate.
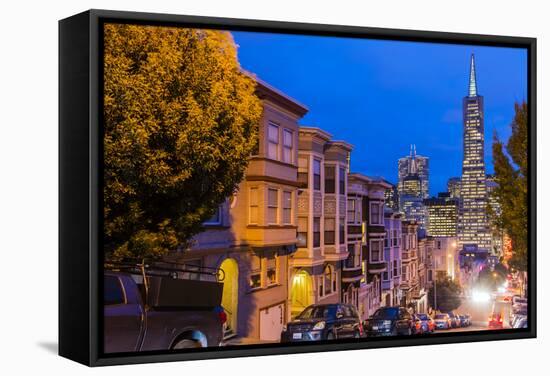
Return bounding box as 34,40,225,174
372,326,379,330
292,333,303,339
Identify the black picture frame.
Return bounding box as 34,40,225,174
59,9,537,367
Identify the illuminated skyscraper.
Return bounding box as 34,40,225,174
398,146,428,230
424,193,459,237
457,54,492,252
398,174,427,230
398,145,429,199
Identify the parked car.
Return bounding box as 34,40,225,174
434,313,452,330
513,316,528,329
458,314,470,327
509,307,527,326
281,304,363,342
488,312,504,329
104,271,225,353
447,311,461,328
415,313,435,333
512,296,527,306
413,314,423,334
510,313,527,328
364,307,415,336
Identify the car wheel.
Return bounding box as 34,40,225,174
172,339,202,349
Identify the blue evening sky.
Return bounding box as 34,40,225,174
232,31,527,196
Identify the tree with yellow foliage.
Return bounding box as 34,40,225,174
103,24,262,260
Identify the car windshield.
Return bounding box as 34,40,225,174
435,314,447,319
417,314,428,320
297,305,335,320
372,308,398,319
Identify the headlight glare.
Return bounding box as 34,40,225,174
312,321,326,330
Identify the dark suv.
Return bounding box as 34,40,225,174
364,307,415,336
281,304,363,342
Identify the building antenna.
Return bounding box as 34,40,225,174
469,53,478,97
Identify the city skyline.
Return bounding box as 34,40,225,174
233,31,527,195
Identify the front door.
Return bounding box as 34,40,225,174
220,258,239,338
290,270,313,319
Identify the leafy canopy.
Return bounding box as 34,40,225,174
429,275,462,312
103,24,262,260
491,102,528,271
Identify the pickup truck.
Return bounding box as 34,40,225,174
104,270,225,353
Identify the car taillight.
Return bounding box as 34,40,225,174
218,310,227,324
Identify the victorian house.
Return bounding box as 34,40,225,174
346,174,391,319
290,127,352,319
180,78,307,343
382,208,403,307
399,220,420,310
416,235,434,313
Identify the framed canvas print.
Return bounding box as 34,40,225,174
59,9,536,366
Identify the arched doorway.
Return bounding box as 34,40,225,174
290,270,313,319
220,258,239,338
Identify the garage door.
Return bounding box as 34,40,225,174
259,303,284,341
